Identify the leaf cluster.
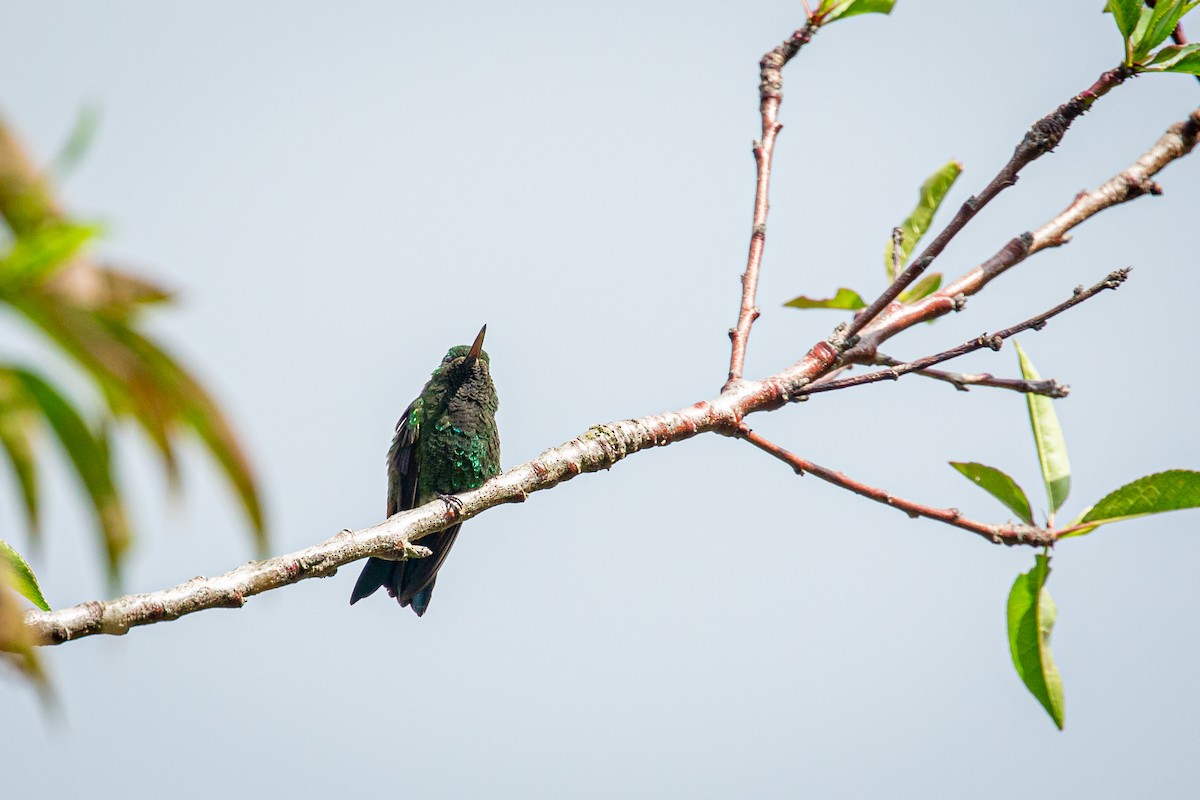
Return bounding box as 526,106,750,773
949,346,1200,728
0,113,267,691
1108,0,1200,72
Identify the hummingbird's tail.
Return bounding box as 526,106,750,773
407,584,434,617
349,557,399,605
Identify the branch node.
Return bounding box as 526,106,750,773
977,333,1001,351
1106,267,1132,288
401,541,433,560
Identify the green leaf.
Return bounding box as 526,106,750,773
0,375,40,539
1137,41,1195,65
897,273,942,304
1007,554,1065,730
818,0,895,24
1065,470,1200,536
1106,0,1143,48
0,221,102,287
1131,6,1156,56
0,538,50,611
949,461,1034,525
1159,48,1200,74
885,161,961,280
1133,0,1190,60
50,104,103,181
3,366,131,578
784,287,867,310
1015,342,1070,516
1144,42,1200,67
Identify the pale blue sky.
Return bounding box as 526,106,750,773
2,2,1199,797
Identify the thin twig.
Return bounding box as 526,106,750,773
726,20,819,390
844,65,1133,341
873,354,1070,397
738,428,1050,546
809,270,1128,395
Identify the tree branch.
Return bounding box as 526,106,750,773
737,428,1050,546
872,354,1070,397
807,270,1129,395
845,65,1134,340
20,43,1200,648
726,19,819,389
17,272,1119,644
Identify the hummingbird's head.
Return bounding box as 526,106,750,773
436,325,491,382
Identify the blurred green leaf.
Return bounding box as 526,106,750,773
92,264,174,318
1007,554,1064,730
50,104,103,181
0,375,40,539
1065,470,1200,536
10,294,180,478
897,272,942,304
1015,342,1070,517
0,538,50,611
0,221,101,287
818,0,895,23
784,287,866,311
0,576,50,699
949,461,1034,525
102,321,267,552
885,161,961,280
8,290,265,552
2,366,130,579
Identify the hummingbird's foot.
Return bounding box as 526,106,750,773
437,493,465,517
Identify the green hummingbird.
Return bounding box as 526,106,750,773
350,324,500,616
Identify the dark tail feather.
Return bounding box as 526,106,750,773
405,581,436,617
350,557,398,604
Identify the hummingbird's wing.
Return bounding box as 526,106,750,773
349,400,422,606
386,399,421,517
390,398,466,615
350,397,468,615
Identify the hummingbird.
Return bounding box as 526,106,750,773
349,324,500,616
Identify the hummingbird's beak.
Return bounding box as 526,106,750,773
466,324,487,361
